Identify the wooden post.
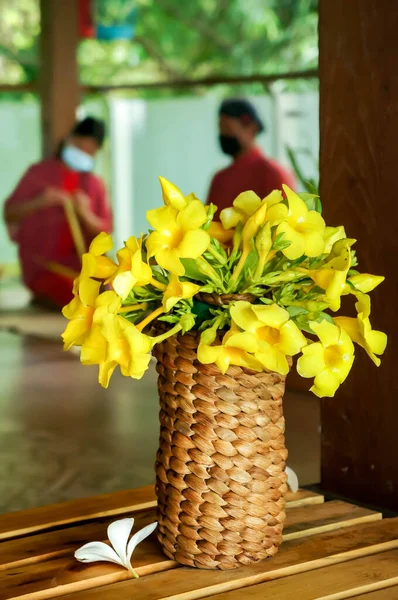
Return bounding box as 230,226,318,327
39,0,80,157
319,0,398,510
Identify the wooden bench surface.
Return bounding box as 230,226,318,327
0,484,397,600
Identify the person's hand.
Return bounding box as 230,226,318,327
74,189,91,217
41,187,69,208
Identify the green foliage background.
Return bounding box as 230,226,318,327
0,0,318,91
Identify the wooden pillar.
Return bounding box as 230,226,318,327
39,0,80,157
319,0,398,510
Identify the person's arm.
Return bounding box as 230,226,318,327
4,187,69,224
74,180,112,237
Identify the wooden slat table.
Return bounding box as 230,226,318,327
1,485,397,600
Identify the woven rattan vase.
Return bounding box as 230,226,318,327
152,323,289,570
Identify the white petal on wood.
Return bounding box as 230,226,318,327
75,541,123,566
107,518,135,566
127,521,158,561
286,466,299,493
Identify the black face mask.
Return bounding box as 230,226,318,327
219,135,241,157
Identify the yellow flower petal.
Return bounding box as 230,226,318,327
349,274,385,294
263,189,283,207
177,229,210,258
252,303,289,329
125,236,139,253
177,200,207,230
279,320,307,356
297,343,326,378
311,368,341,398
283,184,307,222
156,248,185,275
265,202,288,225
89,232,113,256
62,317,93,350
79,278,101,307
233,190,262,215
256,347,290,375
159,176,187,210
230,301,261,332
220,206,242,230
208,221,234,244
113,271,136,300
98,361,117,389
95,256,117,279
324,226,346,253
147,205,179,233
224,332,259,353
276,222,306,259
310,319,340,346
304,230,326,257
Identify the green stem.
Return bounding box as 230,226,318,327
127,563,140,579
119,302,148,314
136,306,164,332
229,249,249,287
152,323,183,344
207,244,227,265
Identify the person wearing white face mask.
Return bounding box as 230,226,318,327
4,116,112,309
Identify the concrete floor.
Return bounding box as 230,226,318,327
0,330,320,514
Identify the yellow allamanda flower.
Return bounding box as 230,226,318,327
62,275,101,350
80,325,116,389
111,236,153,300
266,185,326,260
81,290,153,388
80,232,118,281
297,320,355,398
343,273,385,295
162,274,200,312
103,315,153,381
198,325,263,375
208,221,234,244
335,294,387,366
229,301,307,375
159,176,199,210
220,189,282,230
324,226,346,253
146,200,210,276
305,238,356,311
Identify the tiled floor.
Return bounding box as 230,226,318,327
0,329,320,514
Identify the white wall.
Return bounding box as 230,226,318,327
109,92,319,246
0,92,319,267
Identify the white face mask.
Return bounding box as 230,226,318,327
61,144,94,172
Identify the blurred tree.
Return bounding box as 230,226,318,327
0,0,318,87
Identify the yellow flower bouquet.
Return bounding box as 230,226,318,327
62,177,387,570
62,177,386,398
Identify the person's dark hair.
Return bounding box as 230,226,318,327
54,116,106,158
219,98,265,134
72,116,106,147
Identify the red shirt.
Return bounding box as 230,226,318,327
5,158,113,306
206,147,295,212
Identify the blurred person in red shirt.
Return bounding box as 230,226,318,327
4,117,112,309
207,98,295,211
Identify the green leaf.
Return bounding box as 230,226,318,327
286,306,308,317
180,259,208,283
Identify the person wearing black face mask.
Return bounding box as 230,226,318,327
207,98,295,212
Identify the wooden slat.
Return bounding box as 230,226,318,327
0,486,156,541
0,509,156,571
283,500,380,541
353,588,398,599
0,487,322,541
8,518,398,600
203,549,398,599
0,500,366,573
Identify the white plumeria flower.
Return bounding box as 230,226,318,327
75,517,157,578
286,466,299,493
